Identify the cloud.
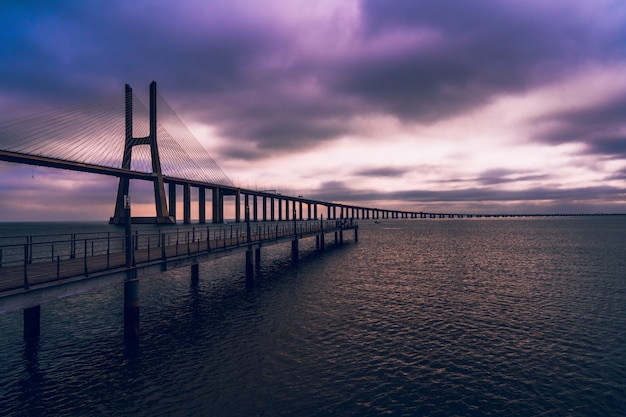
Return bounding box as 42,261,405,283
531,93,626,159
5,0,624,159
352,166,411,177
1,0,626,218
311,180,625,212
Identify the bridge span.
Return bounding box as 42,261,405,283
0,82,619,343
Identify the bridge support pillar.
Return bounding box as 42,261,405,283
270,198,275,221
169,183,177,220
198,187,206,224
110,82,174,225
23,305,40,341
183,183,191,224
212,188,223,223
261,196,266,221
235,190,241,223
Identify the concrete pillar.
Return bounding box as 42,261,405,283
314,204,318,220
169,183,177,220
124,277,139,340
212,188,223,223
253,195,258,222
191,263,199,286
278,198,283,220
291,239,299,263
299,201,303,220
235,190,241,223
246,249,254,285
285,200,289,221
198,187,206,224
262,196,267,221
23,305,40,340
183,183,191,224
270,197,275,221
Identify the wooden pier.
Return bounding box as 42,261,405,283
0,219,358,340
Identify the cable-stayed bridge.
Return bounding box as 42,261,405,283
0,81,410,225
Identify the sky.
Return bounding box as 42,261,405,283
1,0,626,221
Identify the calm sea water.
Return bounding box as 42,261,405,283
1,218,625,416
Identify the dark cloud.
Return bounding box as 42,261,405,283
335,0,625,122
353,166,411,177
312,180,625,213
532,93,626,158
3,0,623,159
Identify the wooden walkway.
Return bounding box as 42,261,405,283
0,220,357,295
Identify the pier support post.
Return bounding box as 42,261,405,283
123,198,139,340
291,239,299,263
124,277,139,341
246,249,254,285
255,247,261,269
191,263,199,286
23,305,40,341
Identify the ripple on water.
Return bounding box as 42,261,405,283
1,218,625,416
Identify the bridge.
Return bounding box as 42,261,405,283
0,82,618,342
0,82,366,341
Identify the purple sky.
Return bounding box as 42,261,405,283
1,0,626,221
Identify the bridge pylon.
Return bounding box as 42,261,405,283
109,82,175,224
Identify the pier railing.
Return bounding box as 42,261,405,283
0,219,357,292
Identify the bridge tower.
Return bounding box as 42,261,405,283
110,82,175,224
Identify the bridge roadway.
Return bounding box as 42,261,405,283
0,219,358,317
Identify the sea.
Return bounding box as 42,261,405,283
0,217,625,417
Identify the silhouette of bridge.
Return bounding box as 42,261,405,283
2,81,586,224
0,81,432,225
